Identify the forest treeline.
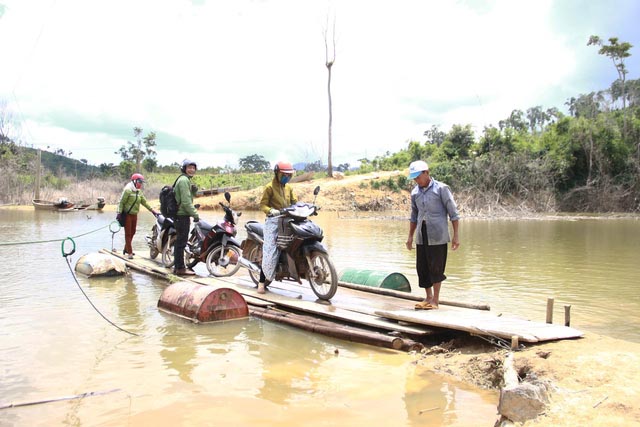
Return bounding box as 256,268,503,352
360,78,640,212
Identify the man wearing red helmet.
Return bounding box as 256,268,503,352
117,173,158,259
257,160,298,293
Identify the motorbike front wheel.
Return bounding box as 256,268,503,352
246,245,263,285
185,234,200,269
205,246,242,277
161,235,176,268
308,251,338,300
149,225,160,259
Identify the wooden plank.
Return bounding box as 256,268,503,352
375,307,583,343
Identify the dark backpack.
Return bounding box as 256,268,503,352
159,175,182,218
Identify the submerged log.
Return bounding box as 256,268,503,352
250,306,422,351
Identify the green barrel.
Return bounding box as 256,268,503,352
339,269,411,292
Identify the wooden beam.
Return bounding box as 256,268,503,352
249,306,422,352
338,280,490,311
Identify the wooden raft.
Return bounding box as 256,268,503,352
99,249,583,345
375,308,583,343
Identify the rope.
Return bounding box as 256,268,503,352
61,237,138,337
472,330,525,351
0,222,121,247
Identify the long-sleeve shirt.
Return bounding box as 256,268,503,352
174,174,198,218
410,178,460,245
259,177,298,215
118,182,154,214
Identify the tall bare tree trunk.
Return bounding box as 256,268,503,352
324,16,336,178
35,149,41,200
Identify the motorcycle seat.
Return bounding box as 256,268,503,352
246,220,264,237
158,216,174,229
198,220,214,232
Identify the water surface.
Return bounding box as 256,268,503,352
1,207,638,426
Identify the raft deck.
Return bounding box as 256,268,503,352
100,249,583,349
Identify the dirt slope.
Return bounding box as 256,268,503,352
195,171,409,212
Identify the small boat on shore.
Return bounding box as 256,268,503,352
196,186,241,197
58,197,106,212
33,197,105,211
32,198,75,211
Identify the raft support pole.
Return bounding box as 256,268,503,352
546,298,554,324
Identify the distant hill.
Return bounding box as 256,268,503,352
26,147,105,179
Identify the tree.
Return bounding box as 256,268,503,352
498,109,527,132
304,160,324,172
526,106,548,135
335,163,350,172
423,125,446,147
116,127,157,173
588,35,633,136
565,92,605,119
323,14,336,178
238,154,270,172
0,99,19,143
443,124,475,159
142,157,158,173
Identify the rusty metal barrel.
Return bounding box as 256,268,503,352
158,282,248,323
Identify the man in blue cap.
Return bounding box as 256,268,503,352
406,160,460,310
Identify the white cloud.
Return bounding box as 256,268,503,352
1,0,638,168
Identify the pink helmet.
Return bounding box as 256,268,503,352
131,173,145,189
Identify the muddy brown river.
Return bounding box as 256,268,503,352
1,207,638,426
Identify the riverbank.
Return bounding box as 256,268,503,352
419,332,640,426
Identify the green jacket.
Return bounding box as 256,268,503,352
260,177,298,215
174,174,198,218
118,182,154,215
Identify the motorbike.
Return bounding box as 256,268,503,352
179,192,246,277
241,186,338,300
146,213,177,268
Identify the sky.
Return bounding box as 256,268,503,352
1,0,639,169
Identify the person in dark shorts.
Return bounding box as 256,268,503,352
405,161,460,309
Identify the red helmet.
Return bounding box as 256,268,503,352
131,173,145,189
274,161,294,174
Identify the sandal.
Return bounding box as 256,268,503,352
414,301,436,310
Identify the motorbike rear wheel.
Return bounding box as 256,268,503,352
162,235,176,268
308,251,338,300
246,245,263,285
205,245,242,277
